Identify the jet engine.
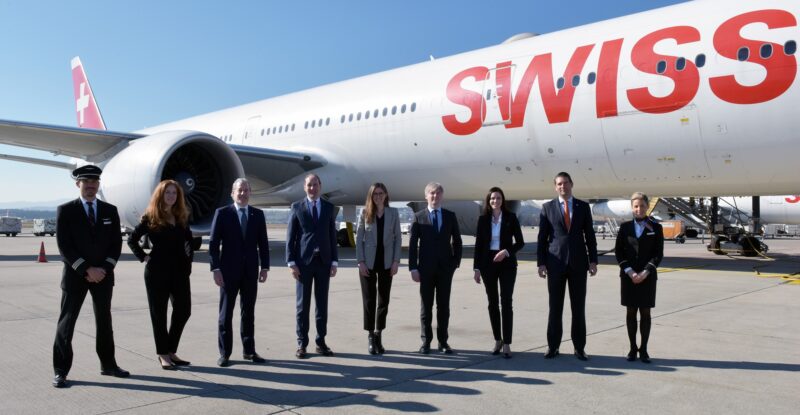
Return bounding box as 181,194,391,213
100,131,244,233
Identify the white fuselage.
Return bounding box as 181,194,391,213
136,0,800,206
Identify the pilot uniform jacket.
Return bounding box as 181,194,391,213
408,208,462,274
536,197,598,276
472,212,525,271
286,198,338,267
209,204,270,278
356,207,402,270
614,219,664,307
56,198,122,291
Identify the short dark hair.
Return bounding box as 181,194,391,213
483,187,507,215
305,173,321,185
554,171,573,184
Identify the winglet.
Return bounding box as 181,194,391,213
71,56,107,130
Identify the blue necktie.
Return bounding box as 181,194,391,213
87,201,96,227
312,200,319,224
431,210,439,232
239,208,248,238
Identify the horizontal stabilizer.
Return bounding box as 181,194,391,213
0,153,76,170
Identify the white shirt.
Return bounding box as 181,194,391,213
426,207,441,231
234,202,248,226
490,213,502,250
79,196,97,219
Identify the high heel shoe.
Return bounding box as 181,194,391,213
627,348,638,362
640,350,651,363
159,356,177,370
492,340,503,355
502,344,512,359
170,354,191,366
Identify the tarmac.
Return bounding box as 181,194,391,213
0,226,797,414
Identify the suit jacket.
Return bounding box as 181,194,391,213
408,208,462,274
56,198,122,291
355,207,402,270
128,217,194,275
614,219,664,278
285,198,338,266
536,197,597,276
472,211,525,271
208,204,270,279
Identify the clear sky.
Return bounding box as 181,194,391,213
0,0,685,206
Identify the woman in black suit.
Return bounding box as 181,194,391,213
128,180,194,370
614,192,663,363
473,187,524,358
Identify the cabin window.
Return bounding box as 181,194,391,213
587,72,596,84
365,110,370,119
349,113,353,122
325,117,330,126
272,127,277,134
737,46,749,61
291,123,295,131
311,120,316,128
676,57,686,71
374,109,379,117
383,107,388,116
304,121,308,129
571,75,580,87
695,53,706,68
340,115,345,123
356,112,361,121
278,126,283,133
760,44,773,59
260,129,264,136
401,103,407,113
784,40,796,55
486,89,492,101
656,60,667,74
410,102,417,112
391,105,397,115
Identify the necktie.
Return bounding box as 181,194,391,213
431,210,439,232
563,201,571,231
312,200,319,224
239,207,248,238
87,201,96,226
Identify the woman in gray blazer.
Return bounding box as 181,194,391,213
356,182,402,354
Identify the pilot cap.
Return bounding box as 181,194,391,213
71,165,102,180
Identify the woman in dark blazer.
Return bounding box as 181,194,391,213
614,192,663,363
128,180,194,370
355,182,402,355
473,187,525,358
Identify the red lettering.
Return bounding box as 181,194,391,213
497,45,594,126
442,66,488,136
786,196,800,204
709,10,797,104
627,26,700,114
596,38,624,118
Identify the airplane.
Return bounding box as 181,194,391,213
0,0,798,242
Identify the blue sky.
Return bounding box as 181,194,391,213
0,0,684,206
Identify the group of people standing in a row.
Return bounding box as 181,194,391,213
51,166,663,389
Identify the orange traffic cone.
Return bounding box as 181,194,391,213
37,241,48,263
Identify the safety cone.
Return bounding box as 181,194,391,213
37,241,48,263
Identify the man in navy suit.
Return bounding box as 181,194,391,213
286,173,338,358
209,178,270,367
409,182,462,354
537,172,597,361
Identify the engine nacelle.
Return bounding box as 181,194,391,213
101,131,244,233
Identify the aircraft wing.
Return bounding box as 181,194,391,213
230,144,325,190
0,119,141,160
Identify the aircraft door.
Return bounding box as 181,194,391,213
481,64,514,127
242,115,262,144
601,105,711,182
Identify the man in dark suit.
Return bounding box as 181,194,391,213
209,178,270,367
286,173,338,358
537,172,597,361
409,182,462,354
52,165,128,388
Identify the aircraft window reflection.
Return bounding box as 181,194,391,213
785,40,796,55
737,46,749,61
695,54,706,68
401,104,407,113
587,72,596,84
556,77,565,89
676,57,686,71
656,60,667,74
411,102,417,112
571,75,580,87
760,44,773,59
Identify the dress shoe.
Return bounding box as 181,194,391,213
492,340,503,355
368,334,377,355
419,343,431,354
171,357,191,366
295,347,307,359
375,332,385,354
217,356,230,367
243,353,266,363
438,343,453,354
316,344,334,357
502,344,512,359
574,349,589,361
159,356,177,370
627,348,638,362
52,374,67,388
544,348,560,359
640,350,651,364
100,366,130,378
